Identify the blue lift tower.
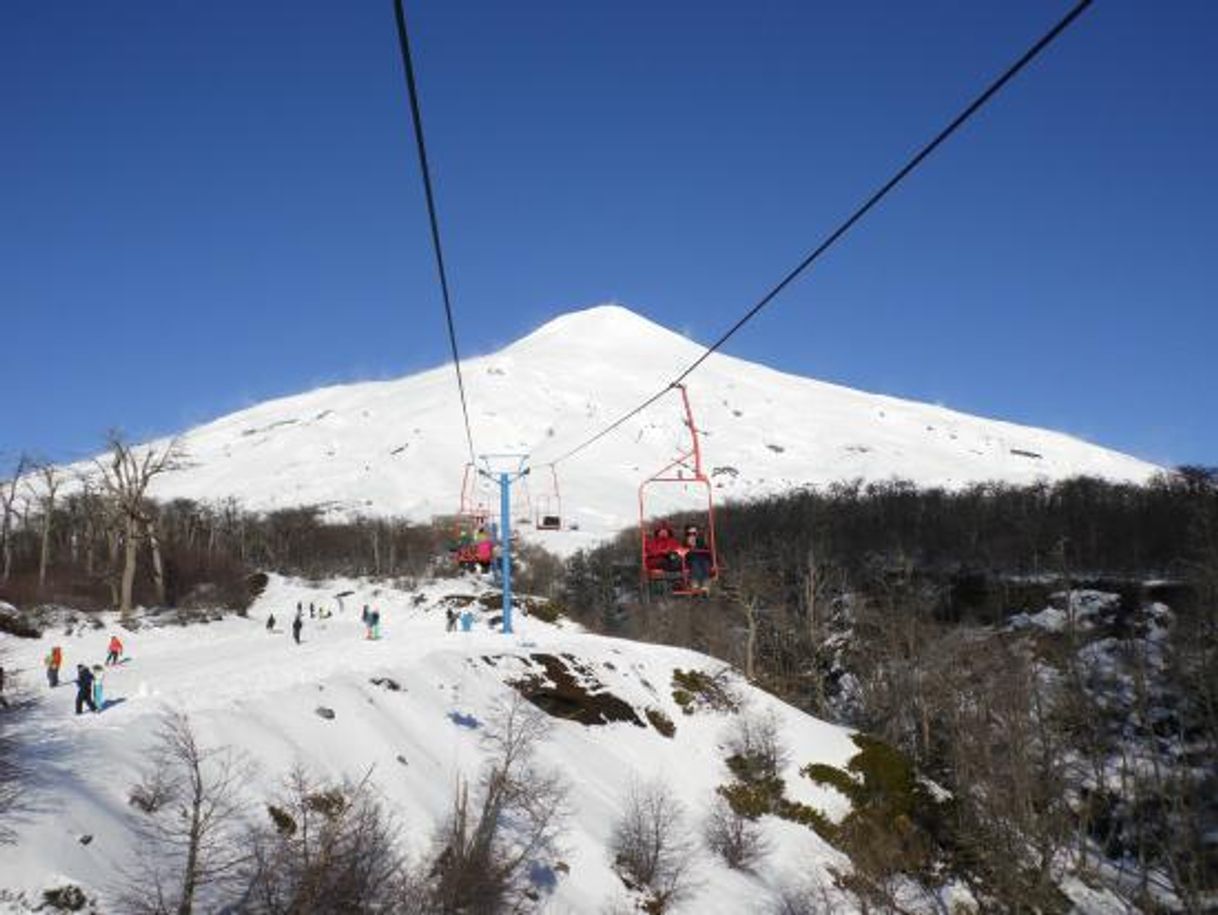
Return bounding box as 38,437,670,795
476,454,530,635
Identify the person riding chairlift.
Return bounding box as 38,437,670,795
683,524,712,589
646,522,683,573
474,528,494,572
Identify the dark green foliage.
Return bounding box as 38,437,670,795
717,776,783,820
266,804,296,836
527,598,564,624
670,668,739,714
646,707,676,738
801,734,948,882
304,788,347,818
774,798,835,837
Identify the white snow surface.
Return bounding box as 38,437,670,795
64,305,1158,555
0,575,863,912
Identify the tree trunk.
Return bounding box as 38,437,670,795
804,548,818,646
744,601,758,682
121,515,138,618
148,521,166,606
178,779,203,915
38,510,52,590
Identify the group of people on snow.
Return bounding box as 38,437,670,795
41,634,124,715
265,600,382,643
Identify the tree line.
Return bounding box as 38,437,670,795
560,468,1218,911
0,438,454,618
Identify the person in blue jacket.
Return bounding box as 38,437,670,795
91,664,105,710
75,664,97,714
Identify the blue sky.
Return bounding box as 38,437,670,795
2,1,1214,470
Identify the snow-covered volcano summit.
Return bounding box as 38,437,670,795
130,304,1157,540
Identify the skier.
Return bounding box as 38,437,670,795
266,612,276,632
369,610,381,640
106,634,123,666
445,607,458,633
91,664,105,711
292,612,303,645
75,664,97,714
310,603,315,619
45,645,63,687
0,664,8,709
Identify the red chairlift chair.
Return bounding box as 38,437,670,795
452,462,492,570
638,384,720,598
535,464,563,530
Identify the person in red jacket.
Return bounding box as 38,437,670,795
646,523,682,573
105,635,123,666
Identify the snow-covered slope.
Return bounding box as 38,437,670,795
0,577,862,912
90,305,1159,548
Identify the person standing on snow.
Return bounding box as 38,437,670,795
91,664,105,710
292,611,303,645
75,664,97,714
266,612,275,632
45,645,63,687
106,634,123,666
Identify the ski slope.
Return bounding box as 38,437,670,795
68,304,1160,553
0,576,862,912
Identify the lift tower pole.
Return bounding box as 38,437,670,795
479,455,529,635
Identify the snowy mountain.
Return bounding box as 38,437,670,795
0,576,874,913
97,304,1159,548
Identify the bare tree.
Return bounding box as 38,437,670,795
703,796,768,871
243,765,408,913
610,776,696,910
94,433,181,616
725,710,788,783
0,454,29,583
429,693,569,913
120,713,249,915
24,461,61,592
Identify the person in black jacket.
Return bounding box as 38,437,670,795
292,612,303,645
75,664,97,714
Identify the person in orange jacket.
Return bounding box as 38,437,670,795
105,635,123,666
45,645,63,687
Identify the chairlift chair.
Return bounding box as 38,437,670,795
638,384,720,598
452,462,493,570
535,464,563,530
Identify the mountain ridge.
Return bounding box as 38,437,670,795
66,304,1158,547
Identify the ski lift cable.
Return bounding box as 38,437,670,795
391,0,478,467
542,0,1094,471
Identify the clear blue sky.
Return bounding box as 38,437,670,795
2,1,1214,469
